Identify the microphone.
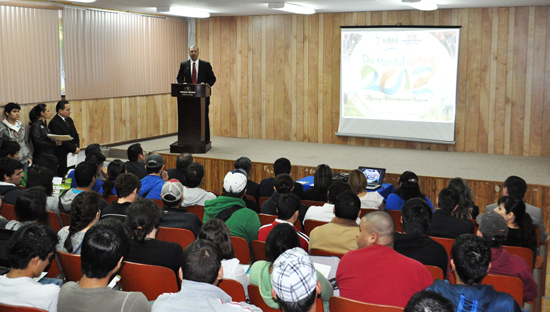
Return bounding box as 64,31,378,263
182,66,190,83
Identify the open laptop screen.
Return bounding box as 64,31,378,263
358,167,386,188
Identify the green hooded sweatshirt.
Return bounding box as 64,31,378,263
203,196,260,244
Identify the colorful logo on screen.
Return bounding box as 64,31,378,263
361,64,436,96
362,169,380,184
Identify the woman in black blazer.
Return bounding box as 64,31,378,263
29,104,60,160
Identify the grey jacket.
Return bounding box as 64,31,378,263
0,119,32,163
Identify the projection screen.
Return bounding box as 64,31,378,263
337,26,461,144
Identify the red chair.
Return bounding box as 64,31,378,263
104,195,119,204
387,210,402,232
360,208,377,218
503,245,534,271
258,213,276,226
483,274,523,305
151,198,164,207
424,265,444,281
252,240,266,261
47,211,62,232
56,251,82,282
45,258,61,279
248,284,280,312
329,296,403,312
0,203,17,221
0,303,48,312
258,197,269,207
309,248,345,259
304,220,328,237
245,194,257,205
157,227,195,250
186,205,205,221
231,236,251,264
218,278,246,302
118,261,179,301
430,236,455,257
59,213,71,227
301,200,325,208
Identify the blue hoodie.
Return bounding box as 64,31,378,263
426,280,522,312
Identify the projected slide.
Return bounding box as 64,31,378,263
337,27,460,144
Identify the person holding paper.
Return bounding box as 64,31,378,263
29,103,61,161
48,100,80,177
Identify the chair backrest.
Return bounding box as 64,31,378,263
56,251,82,282
387,210,402,232
258,197,269,207
45,257,61,278
301,200,325,208
360,208,377,218
503,245,534,271
231,236,251,264
245,195,257,205
151,198,164,207
47,211,62,232
118,261,179,301
483,274,523,305
310,248,345,259
218,278,247,302
186,205,205,221
430,236,455,257
248,284,280,312
0,303,48,312
105,195,119,204
252,240,267,262
304,220,328,237
59,213,71,228
157,227,195,250
467,219,478,234
0,203,17,221
424,265,444,282
329,296,404,312
258,213,276,226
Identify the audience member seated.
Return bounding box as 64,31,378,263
303,181,352,223
476,212,537,301
125,198,183,276
386,171,434,213
26,165,57,213
59,161,108,214
1,141,26,186
261,173,308,225
426,234,522,312
485,175,547,243
139,153,168,200
67,147,105,192
234,156,260,202
99,159,126,198
1,187,49,231
166,153,193,185
152,239,261,312
336,211,432,308
271,247,323,312
426,188,474,239
159,179,202,237
249,224,333,311
309,190,360,254
35,153,59,178
203,170,260,245
404,290,455,312
101,173,141,220
348,169,384,209
447,177,479,220
57,192,101,255
0,157,23,205
394,198,448,276
258,157,304,199
198,219,249,296
0,223,59,312
125,143,148,180
258,193,309,250
303,164,332,202
180,162,216,207
57,218,150,312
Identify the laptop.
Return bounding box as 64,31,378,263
0,229,14,275
358,167,386,190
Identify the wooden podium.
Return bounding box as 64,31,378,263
170,83,211,153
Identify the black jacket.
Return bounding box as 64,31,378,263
426,209,475,239
29,119,56,160
48,115,80,176
394,232,449,276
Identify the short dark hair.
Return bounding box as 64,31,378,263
265,223,300,262
4,102,21,117
0,141,20,158
26,166,55,196
64,192,102,253
185,163,205,188
181,239,222,284
115,173,141,198
404,290,455,312
127,143,143,162
197,219,235,260
437,188,459,212
126,199,162,243
14,187,48,225
56,100,69,113
327,181,351,203
85,152,106,169
7,223,57,270
451,234,491,285
177,153,193,171
274,173,293,194
278,288,317,312
234,157,252,175
504,176,527,200
273,158,291,176
277,193,301,220
85,144,102,156
401,198,431,236
0,157,23,182
81,218,130,279
334,190,360,220
35,154,58,175
313,164,332,195
74,161,97,188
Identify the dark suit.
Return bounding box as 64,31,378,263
48,114,80,177
176,59,216,142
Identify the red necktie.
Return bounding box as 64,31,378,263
192,62,197,84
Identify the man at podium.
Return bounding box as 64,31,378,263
176,45,216,142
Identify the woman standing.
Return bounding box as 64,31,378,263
29,103,60,161
0,103,32,172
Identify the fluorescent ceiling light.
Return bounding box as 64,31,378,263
70,0,97,3
159,6,210,18
268,3,316,15
402,0,438,11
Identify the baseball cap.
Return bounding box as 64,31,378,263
479,212,509,240
146,153,164,169
161,179,184,203
271,247,318,302
223,169,247,194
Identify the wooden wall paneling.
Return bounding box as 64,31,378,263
265,15,274,140
308,14,319,143
478,8,492,154
295,15,305,142
303,15,310,142
230,17,238,138
284,15,293,142
261,16,268,140
220,17,231,137
522,7,536,156
494,8,509,155
543,7,550,157
317,14,325,145
236,17,243,138
465,9,482,153
274,15,285,141
529,7,547,157
244,16,252,139
455,9,468,152
331,13,343,145
252,16,263,139
487,8,499,155
322,14,333,145
504,8,515,155
213,17,222,138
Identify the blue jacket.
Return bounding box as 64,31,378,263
139,175,165,200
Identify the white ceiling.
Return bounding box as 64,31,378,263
54,0,550,17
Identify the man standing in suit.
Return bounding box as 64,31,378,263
48,100,80,177
176,45,216,142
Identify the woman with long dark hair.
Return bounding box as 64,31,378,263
494,196,538,256
99,159,126,198
303,164,332,202
447,177,479,220
1,187,48,231
386,171,433,212
28,103,61,161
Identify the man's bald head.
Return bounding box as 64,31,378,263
357,211,395,249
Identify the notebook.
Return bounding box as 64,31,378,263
358,167,386,190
